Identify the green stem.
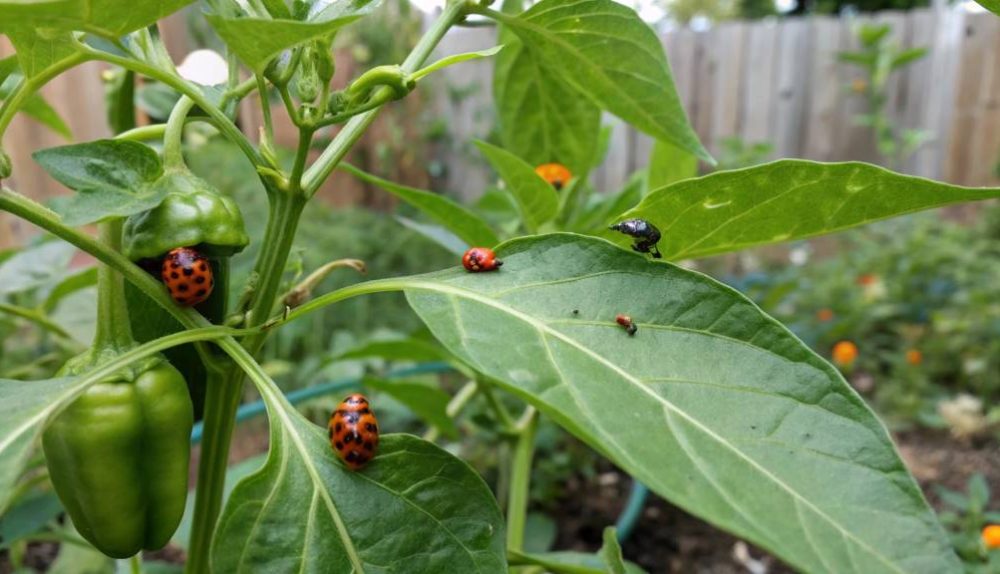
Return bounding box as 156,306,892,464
0,52,90,140
129,555,142,574
185,192,305,574
0,302,74,340
507,407,537,553
76,44,264,168
423,380,478,442
93,219,134,351
301,0,470,196
114,116,222,142
478,378,517,433
162,96,197,171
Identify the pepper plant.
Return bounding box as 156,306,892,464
2,0,1000,572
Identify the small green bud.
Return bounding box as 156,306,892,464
296,47,320,104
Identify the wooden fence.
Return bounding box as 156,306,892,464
1,7,998,247
432,7,1000,197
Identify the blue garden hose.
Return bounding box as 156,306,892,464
189,362,650,542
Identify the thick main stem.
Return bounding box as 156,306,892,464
93,219,134,351
185,192,305,574
506,407,538,553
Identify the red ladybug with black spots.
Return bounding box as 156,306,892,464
161,247,214,306
462,247,502,273
329,394,379,470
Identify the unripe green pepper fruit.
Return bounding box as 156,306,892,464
122,170,249,260
42,355,193,558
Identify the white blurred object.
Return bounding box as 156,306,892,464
938,394,988,439
732,541,768,574
177,50,229,86
789,245,809,266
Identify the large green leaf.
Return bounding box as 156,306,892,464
401,233,960,574
508,528,645,574
496,0,710,163
341,164,499,248
613,160,1000,261
975,0,1000,16
494,16,600,175
0,0,194,37
212,357,505,572
475,141,559,233
207,0,379,72
33,140,167,225
0,241,76,296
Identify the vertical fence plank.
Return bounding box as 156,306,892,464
802,16,844,161
710,22,749,154
740,20,780,148
773,19,810,160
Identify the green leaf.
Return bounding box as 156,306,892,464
647,139,697,192
172,454,267,549
207,0,379,72
0,376,83,514
212,421,506,572
341,164,499,247
494,24,601,175
403,233,961,574
968,474,990,509
0,241,75,296
1,59,72,139
42,266,98,313
0,491,63,549
4,28,79,80
976,0,1000,16
475,141,559,233
508,549,646,574
364,377,459,439
615,160,1000,261
890,47,928,70
336,338,451,363
33,140,166,225
396,217,468,257
599,527,628,574
0,0,194,36
496,0,711,163
411,45,505,82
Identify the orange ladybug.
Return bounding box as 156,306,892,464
329,394,379,470
616,314,637,336
534,163,572,190
462,247,502,272
161,247,214,306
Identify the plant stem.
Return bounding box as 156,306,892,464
92,219,134,351
478,378,517,432
129,555,142,574
0,302,74,340
0,52,90,140
507,407,538,553
301,0,470,196
423,380,478,442
163,96,197,170
76,44,264,168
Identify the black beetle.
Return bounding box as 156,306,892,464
609,218,662,259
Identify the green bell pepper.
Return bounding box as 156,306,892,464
42,356,193,559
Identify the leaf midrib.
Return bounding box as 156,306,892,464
407,279,907,573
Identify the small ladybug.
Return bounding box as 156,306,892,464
534,163,572,190
616,313,637,336
462,247,503,272
161,247,214,306
329,394,379,470
609,218,662,259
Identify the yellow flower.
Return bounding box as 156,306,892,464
832,341,859,367
982,525,1000,550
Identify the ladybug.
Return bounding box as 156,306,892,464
534,163,572,190
329,394,379,470
616,313,637,336
609,218,662,259
161,247,214,306
462,247,503,272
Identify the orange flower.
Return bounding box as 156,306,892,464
817,308,834,322
832,341,859,367
851,78,868,94
534,163,572,190
982,525,1000,549
905,349,922,366
857,274,877,286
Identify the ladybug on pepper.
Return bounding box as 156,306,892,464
610,218,662,259
161,247,214,306
329,394,379,470
534,163,572,190
462,247,503,272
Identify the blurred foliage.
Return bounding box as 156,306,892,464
712,137,774,172
839,23,930,169
936,474,1000,571
712,205,1000,432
